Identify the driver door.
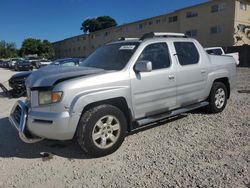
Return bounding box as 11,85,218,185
130,42,177,119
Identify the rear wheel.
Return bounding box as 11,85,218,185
15,66,19,71
207,82,228,113
77,104,127,157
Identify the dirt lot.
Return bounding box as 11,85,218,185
0,68,249,188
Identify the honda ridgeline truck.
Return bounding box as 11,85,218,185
9,33,236,157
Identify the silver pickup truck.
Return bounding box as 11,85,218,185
9,32,236,157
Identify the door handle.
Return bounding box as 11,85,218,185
201,70,206,74
169,75,175,80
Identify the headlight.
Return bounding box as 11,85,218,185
39,91,63,105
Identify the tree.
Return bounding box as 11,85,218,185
20,38,40,56
38,40,55,59
0,40,18,58
80,16,117,33
20,38,54,59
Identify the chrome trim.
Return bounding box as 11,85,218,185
9,100,43,144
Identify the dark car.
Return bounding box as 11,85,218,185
8,71,32,97
2,61,9,68
26,56,40,68
14,60,33,71
8,58,85,97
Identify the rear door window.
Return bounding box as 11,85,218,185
206,48,223,55
174,42,199,66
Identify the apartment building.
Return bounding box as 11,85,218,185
53,0,250,58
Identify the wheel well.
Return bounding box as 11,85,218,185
81,97,133,131
213,77,230,98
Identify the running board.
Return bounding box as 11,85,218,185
136,101,209,127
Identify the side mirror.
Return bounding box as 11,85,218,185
134,60,152,72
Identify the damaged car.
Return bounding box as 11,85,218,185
14,60,33,71
9,32,236,157
8,71,32,97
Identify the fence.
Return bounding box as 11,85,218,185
225,45,250,67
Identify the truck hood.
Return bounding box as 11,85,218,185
26,65,105,88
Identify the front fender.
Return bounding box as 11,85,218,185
67,86,133,138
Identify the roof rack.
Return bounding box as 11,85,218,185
118,37,139,41
140,32,187,40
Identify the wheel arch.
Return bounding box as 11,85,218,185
213,77,230,99
79,97,133,132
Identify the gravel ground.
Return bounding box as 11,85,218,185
0,68,249,188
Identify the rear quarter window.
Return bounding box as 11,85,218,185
174,42,200,66
206,48,223,55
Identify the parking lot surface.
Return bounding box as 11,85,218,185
0,68,249,187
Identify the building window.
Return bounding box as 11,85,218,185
186,11,198,18
211,25,223,34
104,32,109,37
169,16,178,23
185,30,198,38
149,21,153,25
138,24,143,30
211,3,226,12
82,37,86,40
156,19,161,24
78,47,81,51
240,1,247,10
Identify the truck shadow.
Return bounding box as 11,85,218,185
0,117,89,160
0,114,188,160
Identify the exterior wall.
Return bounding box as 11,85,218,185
178,0,236,47
53,0,250,59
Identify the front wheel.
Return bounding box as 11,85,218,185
76,104,127,157
207,82,228,113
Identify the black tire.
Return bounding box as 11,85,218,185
207,82,228,113
76,104,127,157
35,62,40,69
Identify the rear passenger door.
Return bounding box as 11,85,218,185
130,42,177,119
174,42,207,106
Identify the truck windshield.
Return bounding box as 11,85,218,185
80,42,139,70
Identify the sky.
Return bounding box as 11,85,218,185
0,0,208,48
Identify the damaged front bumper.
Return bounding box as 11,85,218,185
9,100,44,144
